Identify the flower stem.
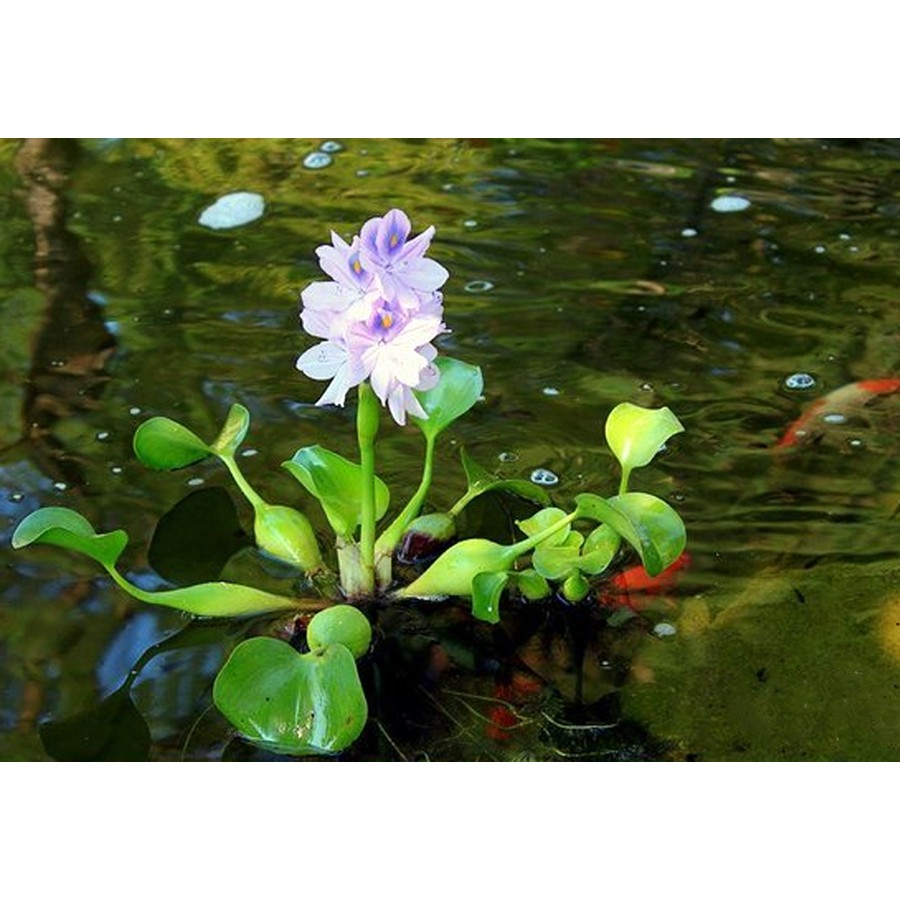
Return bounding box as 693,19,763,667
219,452,266,512
356,382,380,596
375,433,436,559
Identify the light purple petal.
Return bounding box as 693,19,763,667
392,314,445,349
395,257,449,292
296,341,345,380
316,363,354,407
377,209,411,260
396,225,435,262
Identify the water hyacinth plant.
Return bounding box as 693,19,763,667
11,208,687,758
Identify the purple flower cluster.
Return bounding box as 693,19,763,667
296,209,449,425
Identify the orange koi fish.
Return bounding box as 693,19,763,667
777,378,900,448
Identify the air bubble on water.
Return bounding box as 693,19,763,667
356,169,369,177
96,431,111,442
814,245,826,254
9,492,24,503
303,151,332,170
319,141,343,153
823,413,846,424
53,482,67,492
839,233,851,241
653,622,678,638
129,407,142,415
784,373,816,390
240,448,258,457
110,466,123,475
463,219,478,228
681,227,698,237
848,438,864,448
530,468,559,487
187,477,205,487
710,195,751,213
542,387,560,396
498,451,518,463
464,280,494,293
640,382,654,392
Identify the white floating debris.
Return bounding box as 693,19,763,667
542,387,560,396
710,195,751,213
823,413,847,424
530,468,559,487
198,192,265,230
187,477,205,487
681,227,698,237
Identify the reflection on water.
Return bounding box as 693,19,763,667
1,138,899,760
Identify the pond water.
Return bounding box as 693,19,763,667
2,138,899,761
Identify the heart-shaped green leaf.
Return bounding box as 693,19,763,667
471,571,509,624
210,404,250,456
133,417,211,470
12,507,127,569
283,445,389,537
575,492,685,577
213,637,368,756
413,357,483,440
605,403,684,477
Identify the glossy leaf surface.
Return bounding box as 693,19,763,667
213,637,367,756
413,357,483,440
283,445,389,537
12,507,127,569
306,605,372,659
133,417,211,470
605,403,684,473
575,492,685,577
471,571,508,624
210,403,251,456
516,507,571,548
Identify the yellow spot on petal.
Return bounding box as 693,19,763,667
352,259,362,273
389,233,399,248
380,311,393,328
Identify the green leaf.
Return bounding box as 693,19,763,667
459,447,551,506
516,507,571,548
532,544,581,580
513,568,551,601
210,404,250,456
395,538,517,599
610,493,686,575
575,492,685,577
11,507,127,569
579,525,621,575
413,357,483,440
213,637,368,756
605,402,684,473
283,445,390,537
127,580,302,617
472,571,509,624
133,416,211,470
